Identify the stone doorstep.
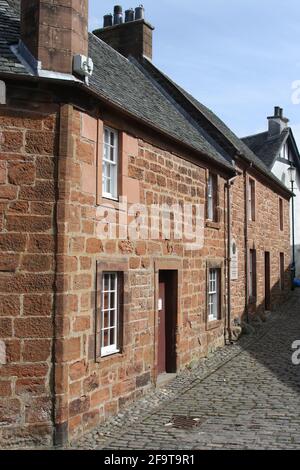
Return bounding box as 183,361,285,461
156,373,177,388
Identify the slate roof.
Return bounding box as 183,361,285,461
242,129,289,169
137,57,291,192
0,0,293,193
88,34,233,171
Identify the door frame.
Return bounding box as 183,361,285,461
154,258,182,382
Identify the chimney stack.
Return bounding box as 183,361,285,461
267,106,289,138
95,5,154,60
20,0,89,74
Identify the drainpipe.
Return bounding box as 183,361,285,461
225,174,237,344
244,163,252,324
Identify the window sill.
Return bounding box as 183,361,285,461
97,196,126,212
206,220,220,230
96,350,123,363
101,195,119,203
206,319,223,331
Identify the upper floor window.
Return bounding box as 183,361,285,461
279,198,284,231
207,172,218,221
248,178,256,222
208,268,221,321
103,127,118,200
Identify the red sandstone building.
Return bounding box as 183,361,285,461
0,0,293,447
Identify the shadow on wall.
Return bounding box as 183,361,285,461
237,268,300,396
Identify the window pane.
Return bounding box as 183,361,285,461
104,274,109,290
110,292,116,309
103,311,109,329
103,329,109,347
212,293,217,318
110,273,116,291
110,132,115,147
103,291,109,310
110,310,115,328
106,178,111,194
110,328,116,345
110,146,114,162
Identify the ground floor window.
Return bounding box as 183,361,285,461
101,272,120,357
208,268,221,321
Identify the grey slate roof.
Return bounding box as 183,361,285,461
0,0,26,74
0,0,293,193
88,34,233,171
0,0,233,171
138,57,291,192
242,129,289,169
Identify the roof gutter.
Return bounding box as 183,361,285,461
0,70,236,178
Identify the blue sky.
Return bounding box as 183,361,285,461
89,0,300,146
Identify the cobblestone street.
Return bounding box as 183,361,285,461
72,291,300,450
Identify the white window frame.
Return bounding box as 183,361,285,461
102,126,118,200
207,173,214,221
208,268,219,322
101,272,119,357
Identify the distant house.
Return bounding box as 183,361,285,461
243,107,300,277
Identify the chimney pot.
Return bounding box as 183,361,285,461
274,106,281,117
125,8,135,23
114,5,123,25
135,5,145,20
103,14,113,28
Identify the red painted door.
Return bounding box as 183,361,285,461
158,281,166,374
